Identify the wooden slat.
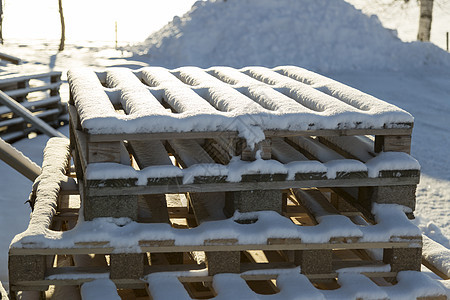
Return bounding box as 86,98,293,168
168,139,215,167
9,240,420,256
0,95,61,115
129,140,172,167
0,108,61,128
271,137,308,163
0,90,66,138
0,137,41,181
85,175,419,196
86,127,413,143
0,71,61,86
4,82,61,97
0,52,21,64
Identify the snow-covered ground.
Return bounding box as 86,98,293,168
1,0,449,293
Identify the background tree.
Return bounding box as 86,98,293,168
0,0,4,44
58,0,65,51
416,0,434,41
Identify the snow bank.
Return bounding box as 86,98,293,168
131,0,450,72
0,282,7,300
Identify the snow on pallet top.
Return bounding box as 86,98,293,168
68,66,413,143
145,269,448,300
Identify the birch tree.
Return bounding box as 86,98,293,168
416,0,434,41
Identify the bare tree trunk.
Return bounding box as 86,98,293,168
0,0,4,44
417,0,434,41
58,0,65,51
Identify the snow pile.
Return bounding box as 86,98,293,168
131,0,450,71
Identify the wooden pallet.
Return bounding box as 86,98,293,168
8,138,433,299
10,66,445,299
68,103,420,222
0,71,66,142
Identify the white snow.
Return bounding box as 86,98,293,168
0,0,449,292
80,279,120,300
422,235,450,278
85,150,419,184
69,66,414,145
11,203,420,251
366,152,421,178
144,268,448,300
131,0,450,72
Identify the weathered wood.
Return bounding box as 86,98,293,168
375,135,412,154
240,139,271,161
4,82,61,98
87,141,121,163
0,137,41,181
0,72,61,86
0,96,61,115
9,239,420,257
0,52,21,64
86,176,420,196
86,127,413,143
0,108,61,128
0,90,65,138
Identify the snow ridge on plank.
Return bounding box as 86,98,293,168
145,269,446,300
68,66,414,143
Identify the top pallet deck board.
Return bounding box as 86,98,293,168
68,66,413,142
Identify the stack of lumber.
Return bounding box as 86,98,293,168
7,66,450,299
0,71,66,142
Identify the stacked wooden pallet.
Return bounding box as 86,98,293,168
0,71,66,142
8,66,449,299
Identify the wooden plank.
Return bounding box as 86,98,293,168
271,137,308,163
86,127,413,143
0,137,41,181
168,139,215,167
9,240,420,256
0,90,66,138
375,135,412,154
4,82,61,98
87,141,121,163
0,52,21,64
0,108,61,128
317,136,375,162
129,140,172,167
85,176,419,196
0,96,61,115
0,72,61,86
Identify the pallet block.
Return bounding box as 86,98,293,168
224,189,283,217
110,253,147,280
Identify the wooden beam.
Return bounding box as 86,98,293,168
86,127,413,143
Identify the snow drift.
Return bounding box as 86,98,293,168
131,0,450,71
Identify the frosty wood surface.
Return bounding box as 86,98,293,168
68,66,413,141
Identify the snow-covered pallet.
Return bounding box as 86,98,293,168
0,71,66,142
9,138,448,299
